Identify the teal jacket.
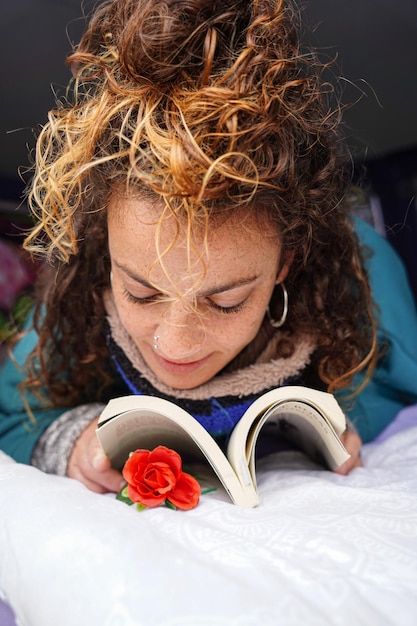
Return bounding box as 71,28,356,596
1,218,417,464
335,219,417,441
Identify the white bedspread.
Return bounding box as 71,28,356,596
1,422,417,626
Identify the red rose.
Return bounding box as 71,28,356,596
122,446,201,510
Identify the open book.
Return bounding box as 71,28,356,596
96,386,350,508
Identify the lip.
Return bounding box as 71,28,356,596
153,351,210,374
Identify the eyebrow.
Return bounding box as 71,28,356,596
113,261,259,296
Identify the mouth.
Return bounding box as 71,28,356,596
153,352,210,375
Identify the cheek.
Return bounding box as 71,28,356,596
208,306,266,352
113,296,151,340
238,299,270,343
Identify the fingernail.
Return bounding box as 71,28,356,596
92,451,106,470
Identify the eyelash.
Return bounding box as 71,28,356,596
206,299,246,315
122,289,158,305
122,289,246,314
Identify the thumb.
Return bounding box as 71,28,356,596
92,447,111,471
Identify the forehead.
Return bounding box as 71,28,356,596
107,194,281,286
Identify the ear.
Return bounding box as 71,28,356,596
275,250,294,284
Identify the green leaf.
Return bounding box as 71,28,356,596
164,499,177,510
116,485,134,505
136,503,147,511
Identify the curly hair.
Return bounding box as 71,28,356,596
23,0,378,406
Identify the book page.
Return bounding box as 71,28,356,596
226,387,350,488
246,400,350,473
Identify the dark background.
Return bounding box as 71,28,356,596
1,0,417,296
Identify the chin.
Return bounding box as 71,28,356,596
157,371,212,390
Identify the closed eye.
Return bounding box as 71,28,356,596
205,298,247,314
122,289,161,305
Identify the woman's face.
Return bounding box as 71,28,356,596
108,195,290,390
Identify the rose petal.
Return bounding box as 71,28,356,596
127,483,166,507
143,463,176,494
148,446,182,478
122,450,151,483
166,472,201,510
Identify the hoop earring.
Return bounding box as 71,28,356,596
266,282,288,328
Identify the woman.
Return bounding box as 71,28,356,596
1,0,416,494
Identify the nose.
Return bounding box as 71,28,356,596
154,302,205,361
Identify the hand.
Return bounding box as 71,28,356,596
67,419,124,493
335,429,363,475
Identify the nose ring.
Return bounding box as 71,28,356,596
153,335,159,351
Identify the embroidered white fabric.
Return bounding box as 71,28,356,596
1,418,417,626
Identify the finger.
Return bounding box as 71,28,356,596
335,454,363,476
335,431,363,475
94,467,125,493
342,430,362,458
69,446,123,493
91,449,113,472
89,445,124,491
69,463,124,493
70,471,112,494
